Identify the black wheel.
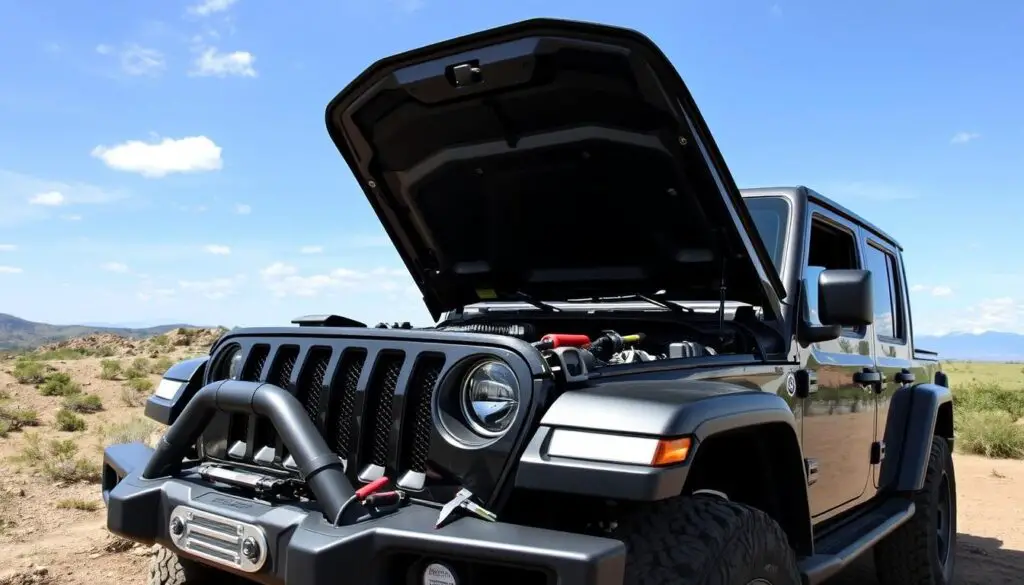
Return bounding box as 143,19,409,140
613,495,801,585
874,435,957,585
149,546,237,585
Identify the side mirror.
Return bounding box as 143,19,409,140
818,269,873,327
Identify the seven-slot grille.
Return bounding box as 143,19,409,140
216,342,445,491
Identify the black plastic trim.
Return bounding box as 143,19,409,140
877,382,953,492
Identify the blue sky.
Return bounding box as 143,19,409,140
0,0,1021,335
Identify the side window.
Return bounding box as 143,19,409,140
864,244,905,342
805,215,861,333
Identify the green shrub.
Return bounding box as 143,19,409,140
12,359,46,384
125,376,154,393
56,498,100,511
101,417,158,447
99,359,122,380
125,357,150,379
0,404,39,435
151,334,170,348
62,393,103,413
954,409,1024,459
38,372,81,397
55,408,87,432
34,347,92,361
150,356,174,375
20,435,100,482
953,381,1024,421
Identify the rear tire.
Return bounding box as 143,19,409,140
874,435,957,585
614,495,801,585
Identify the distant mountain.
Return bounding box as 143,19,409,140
0,313,198,350
915,332,1024,362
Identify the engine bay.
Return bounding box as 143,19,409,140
418,307,784,373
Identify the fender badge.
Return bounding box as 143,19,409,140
423,562,458,585
785,373,797,397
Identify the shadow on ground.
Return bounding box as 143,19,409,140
825,534,1024,584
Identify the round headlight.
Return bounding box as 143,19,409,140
227,347,244,380
460,360,519,437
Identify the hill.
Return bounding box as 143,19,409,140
915,331,1024,362
0,313,199,350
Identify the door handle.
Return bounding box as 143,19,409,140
894,369,915,385
853,368,881,385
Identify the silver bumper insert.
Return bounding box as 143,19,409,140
168,505,268,573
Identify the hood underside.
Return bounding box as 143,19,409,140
325,18,785,320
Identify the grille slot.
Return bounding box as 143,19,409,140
401,355,445,473
328,349,367,461
363,353,405,469
241,345,270,381
296,347,331,421
268,345,300,391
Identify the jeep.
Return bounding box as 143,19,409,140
102,18,956,585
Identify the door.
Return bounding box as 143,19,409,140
861,238,913,488
800,206,877,518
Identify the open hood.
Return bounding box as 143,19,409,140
325,18,785,321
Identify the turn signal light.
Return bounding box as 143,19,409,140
652,437,692,466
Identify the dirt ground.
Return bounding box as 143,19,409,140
1,340,1022,584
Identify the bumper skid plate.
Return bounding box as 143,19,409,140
102,381,626,585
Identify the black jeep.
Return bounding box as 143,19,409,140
102,18,956,585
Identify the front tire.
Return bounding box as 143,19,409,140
149,546,236,585
614,495,801,585
874,435,957,585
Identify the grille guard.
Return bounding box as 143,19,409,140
144,380,360,525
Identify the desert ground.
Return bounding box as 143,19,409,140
1,335,1022,584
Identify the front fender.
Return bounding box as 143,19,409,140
878,382,954,492
514,380,799,500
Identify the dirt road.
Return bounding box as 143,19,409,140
1,350,1022,584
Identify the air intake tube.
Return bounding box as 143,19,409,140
143,380,359,525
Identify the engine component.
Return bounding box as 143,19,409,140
607,348,658,364
588,331,644,361
534,333,592,350
438,322,536,339
669,341,715,359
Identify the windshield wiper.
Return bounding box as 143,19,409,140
511,291,560,312
565,294,694,313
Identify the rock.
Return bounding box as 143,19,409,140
88,553,102,559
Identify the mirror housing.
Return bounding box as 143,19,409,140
818,269,874,327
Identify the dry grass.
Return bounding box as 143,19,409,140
947,361,1024,459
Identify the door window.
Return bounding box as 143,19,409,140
864,244,905,342
805,215,862,335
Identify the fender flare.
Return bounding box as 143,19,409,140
514,382,804,499
143,356,210,425
878,382,954,492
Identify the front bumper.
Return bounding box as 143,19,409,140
102,381,626,585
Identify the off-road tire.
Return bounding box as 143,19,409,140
614,495,801,585
874,435,957,585
149,546,232,585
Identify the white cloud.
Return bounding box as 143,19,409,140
188,0,238,16
950,131,980,145
101,262,130,273
191,48,257,78
0,266,23,274
911,284,953,297
91,136,223,178
0,244,16,251
234,203,251,215
204,244,231,255
299,245,323,254
29,191,65,206
259,263,409,298
0,170,124,226
117,44,166,77
179,275,244,300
